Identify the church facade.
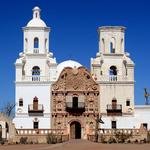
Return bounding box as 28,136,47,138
12,7,150,140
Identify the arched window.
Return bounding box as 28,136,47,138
32,66,40,81
121,39,123,51
32,66,40,75
110,42,116,53
109,66,117,81
25,38,28,51
109,66,117,75
110,37,116,53
19,98,23,107
35,12,38,18
6,122,9,133
57,103,62,111
102,38,105,52
34,37,39,48
123,60,127,76
45,38,47,51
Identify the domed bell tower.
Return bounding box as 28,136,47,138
23,6,50,54
14,7,57,130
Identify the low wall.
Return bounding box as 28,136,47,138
13,129,69,144
88,128,148,143
14,134,69,144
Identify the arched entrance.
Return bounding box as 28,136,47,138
70,121,81,139
0,113,16,141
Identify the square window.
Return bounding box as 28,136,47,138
126,100,130,106
143,123,147,130
19,99,23,107
33,122,38,129
112,121,116,129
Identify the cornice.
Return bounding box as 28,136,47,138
15,81,53,86
22,26,50,32
96,81,135,85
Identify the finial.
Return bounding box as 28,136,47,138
32,6,41,19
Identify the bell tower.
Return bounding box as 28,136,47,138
23,6,50,54
14,7,57,130
91,26,135,129
98,26,125,54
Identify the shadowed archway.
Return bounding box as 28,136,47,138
70,121,81,139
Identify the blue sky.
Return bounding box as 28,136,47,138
0,0,150,108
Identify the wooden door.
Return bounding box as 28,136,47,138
70,123,75,139
112,100,117,110
33,97,38,111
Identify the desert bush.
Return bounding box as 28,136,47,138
28,140,33,144
0,139,5,145
100,134,107,143
114,130,132,143
20,137,28,144
47,133,57,144
147,131,150,143
134,139,138,143
108,136,117,144
57,135,62,143
127,139,131,143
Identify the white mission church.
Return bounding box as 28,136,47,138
9,6,150,140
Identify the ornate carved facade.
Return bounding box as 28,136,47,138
52,67,99,139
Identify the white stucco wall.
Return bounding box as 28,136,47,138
13,116,51,129
23,29,49,54
100,105,150,129
100,84,134,114
134,105,150,129
13,84,52,129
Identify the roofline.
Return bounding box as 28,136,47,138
98,26,126,32
22,27,50,31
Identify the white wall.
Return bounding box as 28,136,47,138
100,84,134,114
23,29,49,54
13,116,51,129
100,105,150,129
14,84,52,129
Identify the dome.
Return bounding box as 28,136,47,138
26,6,47,27
56,60,82,78
27,19,47,27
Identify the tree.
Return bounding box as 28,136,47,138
1,102,15,118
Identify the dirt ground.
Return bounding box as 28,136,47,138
0,140,150,150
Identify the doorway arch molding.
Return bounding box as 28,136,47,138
68,119,83,127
